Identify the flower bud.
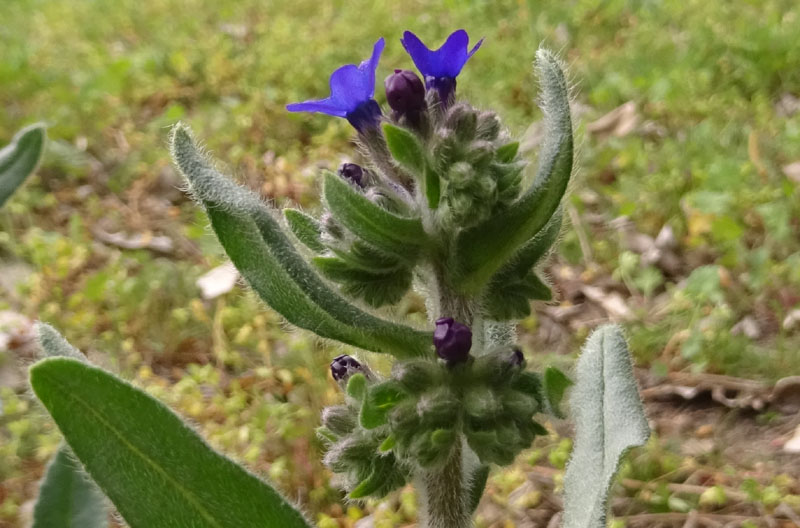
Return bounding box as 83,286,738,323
321,405,357,436
330,354,365,383
338,163,366,188
433,317,472,363
385,69,426,117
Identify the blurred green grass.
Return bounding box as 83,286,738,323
1,0,800,526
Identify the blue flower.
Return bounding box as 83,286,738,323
401,29,483,105
287,38,385,132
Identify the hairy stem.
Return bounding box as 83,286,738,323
418,439,471,528
418,270,476,528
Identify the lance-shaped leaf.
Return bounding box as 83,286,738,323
33,444,107,528
481,210,562,320
452,49,572,294
170,124,431,357
562,325,650,528
30,354,313,528
383,123,426,175
284,208,325,253
312,255,412,308
323,171,427,259
0,123,46,208
467,465,490,514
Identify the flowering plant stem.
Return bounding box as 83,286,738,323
418,439,470,528
419,277,475,528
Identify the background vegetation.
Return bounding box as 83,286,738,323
1,0,799,526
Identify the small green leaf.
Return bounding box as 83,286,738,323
467,465,490,514
323,171,427,259
348,456,404,499
383,123,426,175
379,435,396,452
346,373,367,400
424,164,441,209
36,322,86,361
360,381,407,429
543,366,572,418
452,49,572,294
331,240,402,273
171,124,432,357
498,208,563,279
495,141,520,163
0,123,46,208
313,256,412,307
284,208,325,252
30,354,312,528
33,444,107,528
563,325,650,528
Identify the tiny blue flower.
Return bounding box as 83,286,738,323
287,38,385,132
401,29,483,105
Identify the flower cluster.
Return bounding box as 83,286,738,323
319,338,547,497
277,29,571,503
287,29,482,131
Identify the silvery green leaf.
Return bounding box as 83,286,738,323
452,49,572,294
30,352,313,528
562,325,650,528
32,444,107,528
0,123,46,208
170,124,431,357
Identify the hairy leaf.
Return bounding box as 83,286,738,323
36,322,86,361
284,208,325,253
452,49,572,293
170,124,432,357
30,355,312,528
313,256,412,308
383,123,426,175
0,123,46,208
467,465,490,514
33,445,107,528
543,366,572,418
323,171,427,259
360,381,408,429
495,141,520,164
563,325,650,528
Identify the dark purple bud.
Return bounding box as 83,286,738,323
330,354,364,382
433,317,472,363
338,163,365,188
385,69,426,116
510,347,524,367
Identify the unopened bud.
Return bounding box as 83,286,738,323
338,163,366,188
385,69,426,117
330,354,365,383
433,317,472,364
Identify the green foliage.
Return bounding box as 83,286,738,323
284,208,325,253
322,171,427,260
30,353,312,528
32,445,107,528
3,0,799,524
563,326,650,528
452,50,573,294
383,123,426,176
542,366,572,419
0,123,45,208
170,124,432,357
